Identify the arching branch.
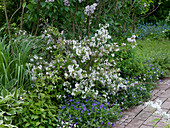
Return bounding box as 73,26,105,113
9,0,22,23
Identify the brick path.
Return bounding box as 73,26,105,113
114,77,170,128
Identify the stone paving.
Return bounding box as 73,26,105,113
114,77,170,128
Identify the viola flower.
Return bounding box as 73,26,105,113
61,105,66,109
107,122,110,126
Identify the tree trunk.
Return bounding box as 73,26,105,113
20,0,25,30
3,0,11,39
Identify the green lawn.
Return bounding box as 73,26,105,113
136,39,170,76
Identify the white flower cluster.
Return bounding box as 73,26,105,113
127,35,137,48
145,99,170,120
61,24,136,99
84,3,98,16
64,0,70,6
127,35,136,43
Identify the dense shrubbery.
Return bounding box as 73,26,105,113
0,0,169,127
0,25,165,127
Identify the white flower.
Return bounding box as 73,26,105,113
30,58,34,62
75,83,79,88
68,65,74,74
91,37,95,41
111,54,115,57
64,73,69,78
143,3,147,7
64,0,70,6
131,35,136,39
122,43,126,46
127,38,132,42
132,45,135,48
37,65,42,70
115,48,119,51
45,0,54,2
33,55,38,59
78,0,83,3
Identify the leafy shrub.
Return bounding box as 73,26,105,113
13,89,59,128
116,48,163,83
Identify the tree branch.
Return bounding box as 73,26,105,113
9,0,22,23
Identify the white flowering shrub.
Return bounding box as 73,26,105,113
28,24,137,102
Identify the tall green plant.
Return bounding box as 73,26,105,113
0,35,33,92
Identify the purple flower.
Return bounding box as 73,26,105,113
76,102,80,104
100,104,104,109
107,122,110,126
92,103,97,106
61,105,65,109
81,110,83,113
83,107,86,111
111,123,114,126
101,121,103,125
82,103,85,107
69,99,74,102
88,113,90,115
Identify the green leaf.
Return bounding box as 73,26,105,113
31,115,39,120
0,120,3,125
27,4,33,11
25,123,30,127
39,126,45,128
1,88,9,98
41,2,46,8
23,2,26,8
152,118,160,122
7,109,16,115
36,122,41,126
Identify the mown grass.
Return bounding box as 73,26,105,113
136,39,170,76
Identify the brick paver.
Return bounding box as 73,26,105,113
113,77,170,128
